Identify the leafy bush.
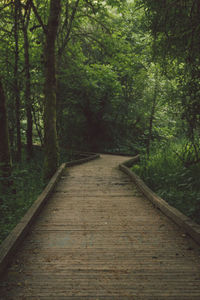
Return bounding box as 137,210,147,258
0,149,45,244
132,140,200,224
0,148,86,244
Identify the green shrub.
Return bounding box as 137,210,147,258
0,149,45,244
0,148,84,244
132,140,200,224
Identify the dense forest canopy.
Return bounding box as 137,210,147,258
0,0,200,242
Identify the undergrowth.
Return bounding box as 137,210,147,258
132,140,200,225
0,148,83,244
0,148,45,244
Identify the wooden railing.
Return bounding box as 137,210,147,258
0,152,100,277
119,155,200,245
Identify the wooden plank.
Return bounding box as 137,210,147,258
0,163,66,277
0,153,100,277
119,158,200,245
0,154,200,299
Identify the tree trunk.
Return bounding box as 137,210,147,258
43,0,61,180
14,0,21,161
56,0,80,148
146,98,156,157
146,72,158,158
23,12,33,159
32,106,44,147
0,77,12,188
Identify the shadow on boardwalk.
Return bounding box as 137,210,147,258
0,155,200,299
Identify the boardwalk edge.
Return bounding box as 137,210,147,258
119,156,200,245
0,153,100,277
66,153,100,167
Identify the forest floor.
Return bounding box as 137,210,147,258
0,154,200,299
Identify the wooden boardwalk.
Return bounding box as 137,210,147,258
0,154,200,299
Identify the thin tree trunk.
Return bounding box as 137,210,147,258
0,77,12,190
146,72,158,158
22,9,33,159
56,0,80,147
32,106,44,147
5,45,15,152
43,0,61,180
146,98,156,157
14,0,21,161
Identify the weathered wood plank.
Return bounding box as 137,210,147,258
119,158,200,244
0,154,200,299
0,153,100,278
0,163,66,277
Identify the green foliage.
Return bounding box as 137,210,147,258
132,140,200,224
0,148,45,244
138,0,200,138
0,0,199,241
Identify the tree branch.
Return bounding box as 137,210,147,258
84,0,98,14
58,0,80,57
77,13,111,34
0,1,14,12
29,0,47,34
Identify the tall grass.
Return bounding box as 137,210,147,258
132,139,200,224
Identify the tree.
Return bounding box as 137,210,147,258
0,77,12,189
30,0,61,179
146,69,158,157
138,0,200,140
14,0,22,161
43,0,61,179
54,0,157,153
20,1,33,159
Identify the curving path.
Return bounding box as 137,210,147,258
0,154,200,299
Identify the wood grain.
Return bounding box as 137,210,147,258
119,158,200,244
0,155,200,299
